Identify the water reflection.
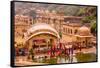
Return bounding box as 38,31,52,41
35,55,77,63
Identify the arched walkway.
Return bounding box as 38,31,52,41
23,23,60,60
24,23,60,43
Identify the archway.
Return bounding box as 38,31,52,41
23,23,60,59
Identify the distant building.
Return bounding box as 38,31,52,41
14,10,83,39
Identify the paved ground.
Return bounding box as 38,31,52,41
15,59,48,66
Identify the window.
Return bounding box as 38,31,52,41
66,28,67,34
70,29,72,34
74,29,78,34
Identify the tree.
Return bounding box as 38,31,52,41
59,32,62,39
77,7,97,24
29,10,37,18
90,21,97,36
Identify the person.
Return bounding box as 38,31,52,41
28,48,34,60
79,44,82,52
15,47,19,56
19,48,22,56
70,46,74,63
21,48,25,56
59,42,62,49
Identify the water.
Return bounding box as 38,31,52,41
57,57,69,63
57,56,77,63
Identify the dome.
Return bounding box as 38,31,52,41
28,23,58,34
24,23,60,41
77,26,91,36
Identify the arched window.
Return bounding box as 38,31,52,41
66,28,67,34
74,29,78,34
70,29,71,34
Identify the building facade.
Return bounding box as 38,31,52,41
14,10,95,60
